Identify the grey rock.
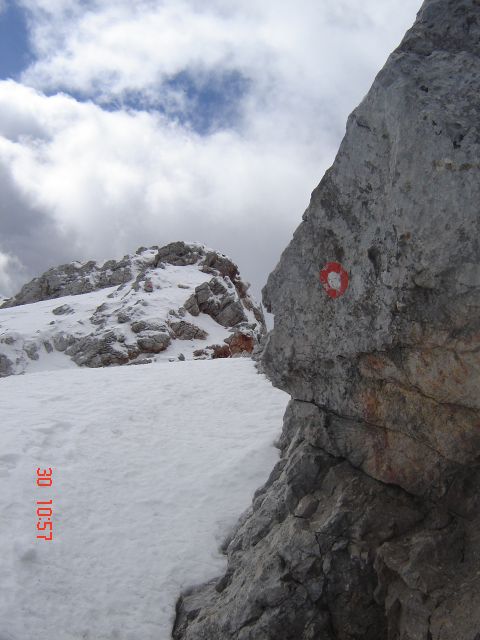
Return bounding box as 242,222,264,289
193,279,248,328
137,332,171,353
65,331,129,367
52,333,75,352
43,340,53,353
215,299,246,327
209,277,228,297
117,310,131,324
52,304,74,316
202,250,239,281
173,2,480,639
24,342,39,361
154,241,205,267
194,282,211,305
127,357,152,365
184,294,200,316
169,321,208,340
0,354,14,377
1,258,133,308
131,319,168,334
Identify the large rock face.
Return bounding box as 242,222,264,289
173,1,480,638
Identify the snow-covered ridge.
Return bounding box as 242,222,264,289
0,242,265,377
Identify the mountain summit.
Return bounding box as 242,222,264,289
0,241,265,376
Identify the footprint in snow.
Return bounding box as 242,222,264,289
37,421,74,449
0,453,20,476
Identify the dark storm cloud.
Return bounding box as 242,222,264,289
0,161,75,295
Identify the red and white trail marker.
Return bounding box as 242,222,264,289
319,262,349,299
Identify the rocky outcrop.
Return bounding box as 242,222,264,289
173,1,480,638
0,242,266,375
0,257,133,308
188,277,249,328
224,331,255,355
169,321,208,341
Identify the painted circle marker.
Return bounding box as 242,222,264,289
319,262,349,299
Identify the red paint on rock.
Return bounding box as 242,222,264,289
319,262,349,298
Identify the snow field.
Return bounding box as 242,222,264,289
0,358,288,640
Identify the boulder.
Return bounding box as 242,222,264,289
52,304,74,316
224,331,255,355
192,279,247,328
65,331,129,367
183,295,200,316
209,344,231,359
130,319,168,334
169,321,208,340
0,354,14,377
52,332,75,352
23,342,39,361
117,310,131,324
136,332,171,354
153,241,204,267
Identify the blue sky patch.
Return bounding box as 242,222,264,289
38,68,250,136
0,1,32,79
0,0,250,137
164,69,250,134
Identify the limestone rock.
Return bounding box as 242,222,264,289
190,278,248,328
183,294,200,316
0,354,14,377
23,342,39,361
65,331,130,367
1,258,132,308
173,2,480,639
136,332,171,354
0,242,266,372
52,304,74,316
153,241,205,267
169,321,208,340
131,319,168,334
52,333,75,352
43,340,53,354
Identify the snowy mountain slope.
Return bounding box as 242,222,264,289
0,358,288,640
0,242,265,376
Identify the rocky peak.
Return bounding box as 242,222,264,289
173,1,480,638
0,242,265,376
1,241,253,310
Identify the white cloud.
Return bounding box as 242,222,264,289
0,80,325,295
1,0,422,297
0,251,26,297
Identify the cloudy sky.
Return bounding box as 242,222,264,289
0,0,421,299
